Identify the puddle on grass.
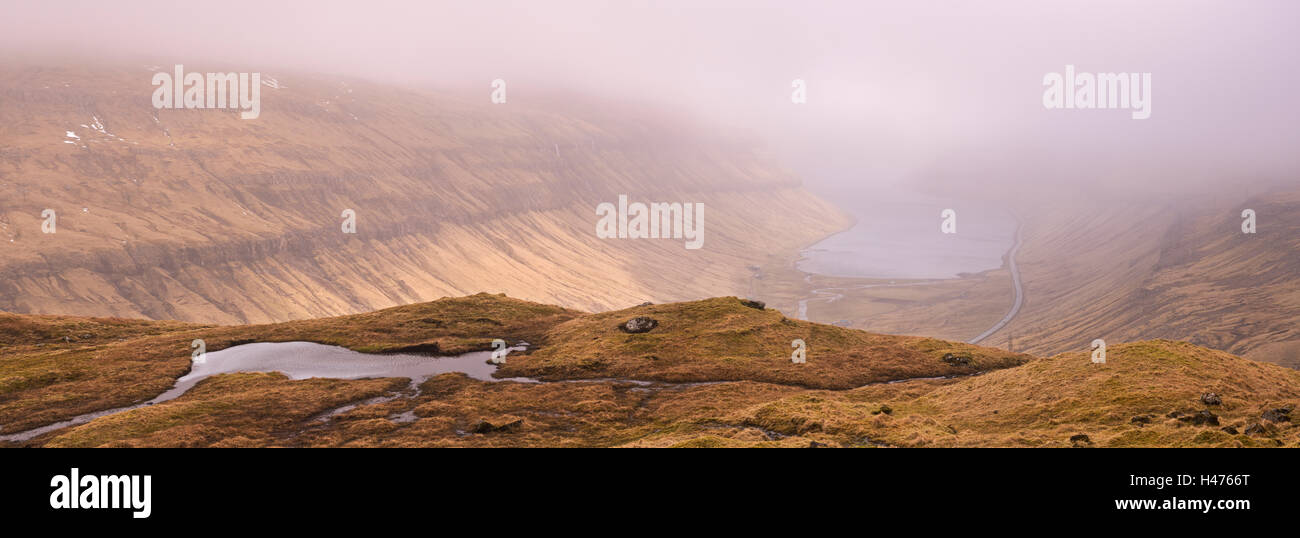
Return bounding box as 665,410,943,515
0,341,531,442
2,342,950,443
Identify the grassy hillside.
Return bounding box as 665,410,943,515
0,293,576,434
497,296,1029,388
713,340,1300,448
6,295,1296,448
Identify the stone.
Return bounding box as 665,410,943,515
471,419,495,434
942,353,972,367
1178,410,1219,426
619,316,658,334
739,298,765,310
472,418,523,434
1200,392,1222,406
1262,405,1293,423
1069,434,1091,446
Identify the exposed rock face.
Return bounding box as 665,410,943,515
0,64,851,324
739,299,765,310
1069,434,1091,447
1200,393,1222,406
619,317,658,334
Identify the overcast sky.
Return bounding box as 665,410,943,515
2,0,1297,200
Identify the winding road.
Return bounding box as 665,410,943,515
967,221,1023,345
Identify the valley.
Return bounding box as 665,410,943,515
759,184,1300,365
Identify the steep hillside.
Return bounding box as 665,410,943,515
0,61,849,323
1003,189,1300,359
759,185,1300,364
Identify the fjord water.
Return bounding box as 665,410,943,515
0,342,530,442
797,187,1017,280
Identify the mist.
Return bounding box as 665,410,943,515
3,0,1297,202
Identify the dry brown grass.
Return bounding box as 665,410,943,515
0,293,577,435
8,296,1298,448
497,297,1030,389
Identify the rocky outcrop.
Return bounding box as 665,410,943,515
619,317,658,334
1178,410,1219,426
1261,405,1293,423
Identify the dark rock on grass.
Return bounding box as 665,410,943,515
1262,405,1293,423
1220,426,1239,435
618,316,659,334
808,441,829,448
739,298,765,310
1243,423,1269,436
1069,434,1092,447
1178,410,1219,426
942,353,972,367
636,301,653,307
1131,414,1154,425
1200,392,1222,406
1166,410,1186,419
472,418,523,434
872,405,893,415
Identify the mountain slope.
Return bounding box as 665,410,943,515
0,62,849,323
763,185,1300,366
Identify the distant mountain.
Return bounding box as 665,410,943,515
774,185,1300,367
1004,188,1300,362
0,62,848,323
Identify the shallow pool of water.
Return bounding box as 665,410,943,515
0,341,531,442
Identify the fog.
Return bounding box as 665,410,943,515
3,0,1297,202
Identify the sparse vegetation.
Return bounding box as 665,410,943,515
4,296,1298,448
